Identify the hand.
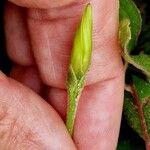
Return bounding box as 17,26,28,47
0,0,124,149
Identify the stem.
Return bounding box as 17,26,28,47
66,93,80,135
131,85,150,150
66,76,85,135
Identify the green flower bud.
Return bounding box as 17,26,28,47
66,4,93,135
70,3,92,78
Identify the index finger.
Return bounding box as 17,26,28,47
8,0,76,9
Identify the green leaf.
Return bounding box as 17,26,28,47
119,0,150,78
119,0,142,52
124,74,150,146
119,18,131,51
122,53,150,78
124,91,142,137
131,54,150,79
133,73,150,100
66,4,92,135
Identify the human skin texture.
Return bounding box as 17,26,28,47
1,0,124,149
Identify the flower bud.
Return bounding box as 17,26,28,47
70,4,92,78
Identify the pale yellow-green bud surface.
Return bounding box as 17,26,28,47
70,4,92,78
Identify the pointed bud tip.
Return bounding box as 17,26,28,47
70,3,93,78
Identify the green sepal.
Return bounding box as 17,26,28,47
66,66,85,135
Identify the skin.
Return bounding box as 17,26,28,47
0,0,124,149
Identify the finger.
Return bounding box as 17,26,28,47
48,88,67,121
4,2,34,66
27,0,122,89
8,0,76,9
10,65,43,94
74,76,124,149
47,74,124,149
0,71,76,149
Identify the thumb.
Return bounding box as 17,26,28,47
8,0,76,9
0,71,76,149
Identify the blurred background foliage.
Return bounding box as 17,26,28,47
118,0,150,149
0,0,150,149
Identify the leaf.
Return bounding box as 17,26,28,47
119,0,150,78
124,91,142,137
66,4,92,135
124,74,150,148
133,73,150,100
131,54,150,79
119,0,142,52
127,54,150,78
119,18,131,51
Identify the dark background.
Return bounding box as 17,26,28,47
0,0,11,74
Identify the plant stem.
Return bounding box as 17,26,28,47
66,90,81,135
131,84,150,150
66,74,85,135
